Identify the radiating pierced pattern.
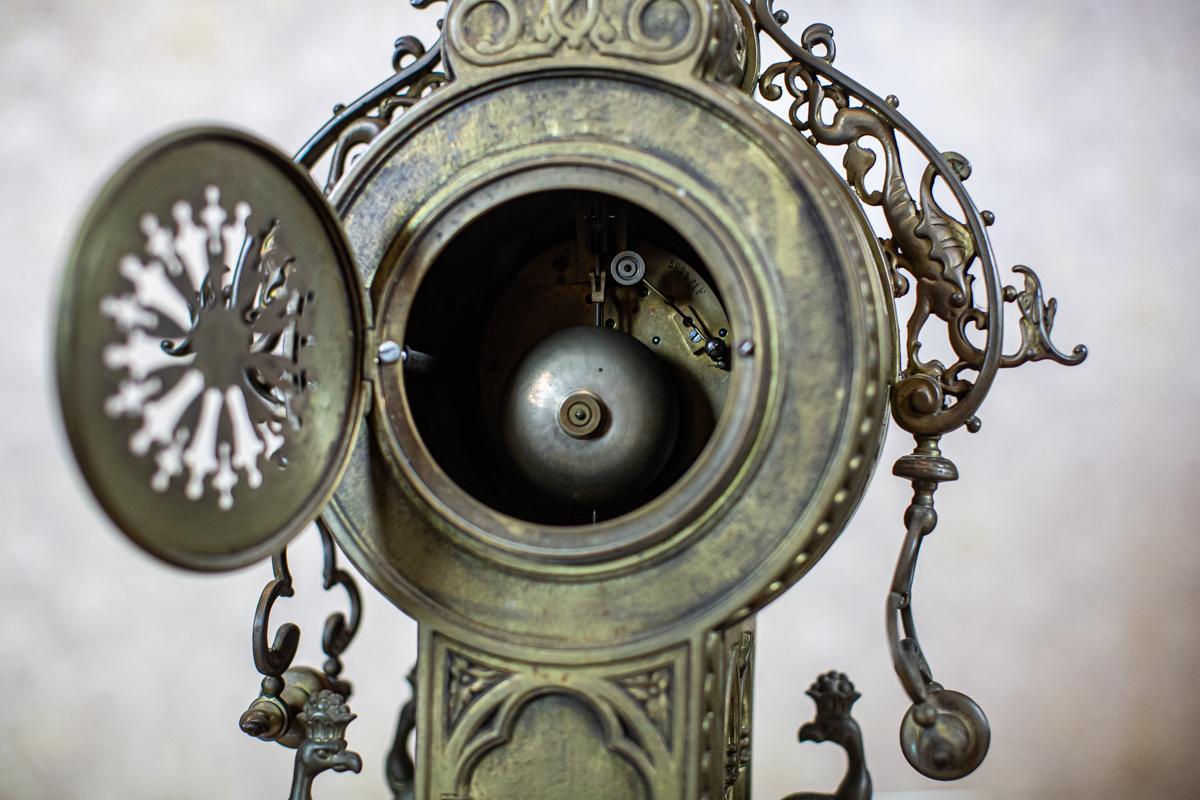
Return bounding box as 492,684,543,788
100,186,316,509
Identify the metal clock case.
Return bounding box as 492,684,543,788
53,0,1085,798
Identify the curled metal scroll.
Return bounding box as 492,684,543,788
317,518,362,695
245,528,365,796
386,667,418,800
253,549,300,684
295,32,448,193
243,527,360,767
250,527,363,691
753,2,1085,439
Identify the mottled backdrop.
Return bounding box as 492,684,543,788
2,1,1197,798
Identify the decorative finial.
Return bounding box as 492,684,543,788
299,690,357,743
784,671,872,800
805,671,861,719
288,690,362,800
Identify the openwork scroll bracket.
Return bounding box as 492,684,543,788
751,1,1086,784
753,1,1086,440
294,5,450,195
239,525,365,796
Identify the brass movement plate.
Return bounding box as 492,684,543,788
56,127,367,570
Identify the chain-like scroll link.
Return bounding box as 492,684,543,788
316,517,362,696
249,526,364,699
252,549,301,703
242,525,366,798
886,438,991,781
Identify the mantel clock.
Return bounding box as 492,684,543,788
54,1,1086,798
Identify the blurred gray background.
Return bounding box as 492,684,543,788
2,1,1197,798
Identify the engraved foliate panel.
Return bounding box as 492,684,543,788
57,127,366,570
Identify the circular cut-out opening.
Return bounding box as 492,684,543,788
403,190,732,525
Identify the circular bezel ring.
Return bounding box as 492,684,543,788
324,70,893,648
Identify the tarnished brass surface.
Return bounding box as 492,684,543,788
51,0,1089,795
56,128,366,570
322,55,889,800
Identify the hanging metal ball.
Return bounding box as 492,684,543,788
501,326,678,509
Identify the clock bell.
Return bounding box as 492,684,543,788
53,1,1086,798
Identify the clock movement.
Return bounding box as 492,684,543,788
54,1,1086,797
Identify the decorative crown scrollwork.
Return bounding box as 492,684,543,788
300,690,357,744
290,690,363,800
782,672,872,800
804,671,860,719
445,0,705,70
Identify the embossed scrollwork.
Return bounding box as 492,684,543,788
460,0,527,55
536,0,618,51
626,0,696,56
616,667,673,742
447,653,508,729
449,0,701,67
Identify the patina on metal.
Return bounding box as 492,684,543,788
53,0,1087,797
290,690,363,800
752,6,1085,781
783,672,872,800
55,128,367,570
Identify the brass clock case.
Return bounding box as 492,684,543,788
324,70,894,648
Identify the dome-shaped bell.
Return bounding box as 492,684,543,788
501,326,678,510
